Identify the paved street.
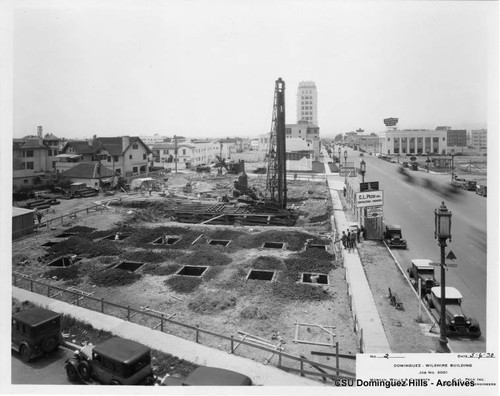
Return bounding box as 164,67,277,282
340,147,487,352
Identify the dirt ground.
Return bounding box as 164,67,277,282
12,173,357,379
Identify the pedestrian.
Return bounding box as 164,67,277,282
346,230,352,251
350,232,357,251
36,211,43,224
362,226,367,240
343,186,346,197
341,231,347,249
149,188,152,197
356,227,361,243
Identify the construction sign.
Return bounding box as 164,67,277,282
356,191,384,207
366,206,383,218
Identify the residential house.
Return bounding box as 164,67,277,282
12,169,46,192
12,126,61,172
59,163,117,189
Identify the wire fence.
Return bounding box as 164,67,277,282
12,272,356,383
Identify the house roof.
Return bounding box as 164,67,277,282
43,133,60,140
19,139,48,149
97,136,152,156
63,141,98,155
12,170,45,179
60,163,116,179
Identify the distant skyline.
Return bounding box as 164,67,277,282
8,0,498,140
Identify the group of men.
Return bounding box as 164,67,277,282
340,225,365,252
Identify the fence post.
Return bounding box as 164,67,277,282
336,342,339,376
196,325,199,343
47,286,51,297
13,275,17,286
127,306,130,321
76,292,80,306
300,359,304,376
101,298,104,313
230,335,234,354
161,315,164,332
278,352,282,367
360,328,364,353
30,280,33,292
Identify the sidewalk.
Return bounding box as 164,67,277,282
12,287,322,387
324,160,391,353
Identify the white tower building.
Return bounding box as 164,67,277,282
296,81,318,125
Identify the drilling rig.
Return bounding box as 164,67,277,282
265,78,287,209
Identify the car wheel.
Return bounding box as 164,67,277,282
66,364,79,382
42,335,58,352
77,361,91,380
20,345,31,363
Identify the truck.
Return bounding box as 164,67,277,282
407,259,439,295
451,178,477,191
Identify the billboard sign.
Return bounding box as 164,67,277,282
366,206,383,218
356,191,384,207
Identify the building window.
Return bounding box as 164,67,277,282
132,143,138,149
133,166,138,174
107,156,112,162
140,165,146,173
114,156,118,162
48,150,52,156
129,155,133,160
116,169,121,174
25,162,34,169
24,150,34,157
23,179,28,184
182,149,186,155
143,154,147,160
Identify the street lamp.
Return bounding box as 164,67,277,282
360,158,366,183
434,201,452,353
344,150,348,185
338,147,341,164
450,149,455,181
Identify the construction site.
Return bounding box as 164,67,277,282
12,79,357,382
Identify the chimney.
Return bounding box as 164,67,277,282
37,126,43,138
122,136,130,152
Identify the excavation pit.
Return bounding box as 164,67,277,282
152,236,181,245
47,256,81,267
103,233,131,241
55,233,75,238
301,273,329,285
308,244,327,250
262,242,285,249
42,241,58,247
208,239,231,247
177,266,208,277
246,269,276,282
115,261,144,272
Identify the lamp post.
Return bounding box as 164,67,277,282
426,151,430,173
434,201,452,353
338,147,341,164
344,150,348,185
360,158,366,183
450,149,455,181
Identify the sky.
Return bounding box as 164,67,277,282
7,0,499,140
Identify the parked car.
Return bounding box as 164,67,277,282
476,185,487,197
407,259,439,295
383,225,407,249
65,337,156,385
425,287,481,338
12,307,63,362
159,366,252,386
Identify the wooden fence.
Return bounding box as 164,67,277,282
12,273,356,382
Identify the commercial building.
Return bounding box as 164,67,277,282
378,129,448,155
447,129,467,148
285,121,321,161
470,129,487,150
296,81,318,125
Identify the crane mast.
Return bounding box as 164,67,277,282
266,78,287,209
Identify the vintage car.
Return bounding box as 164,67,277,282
65,337,156,385
383,225,407,249
12,307,63,362
159,366,252,386
407,259,439,295
425,287,481,338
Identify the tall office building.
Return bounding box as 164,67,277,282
296,81,318,125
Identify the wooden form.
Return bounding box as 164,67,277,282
294,321,336,347
67,286,95,301
237,330,285,365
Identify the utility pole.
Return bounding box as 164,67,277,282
174,135,178,174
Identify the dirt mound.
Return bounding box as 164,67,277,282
180,246,232,267
142,263,180,276
232,229,314,251
164,276,202,294
122,250,168,263
48,236,122,258
188,290,237,314
89,268,141,287
250,256,283,270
